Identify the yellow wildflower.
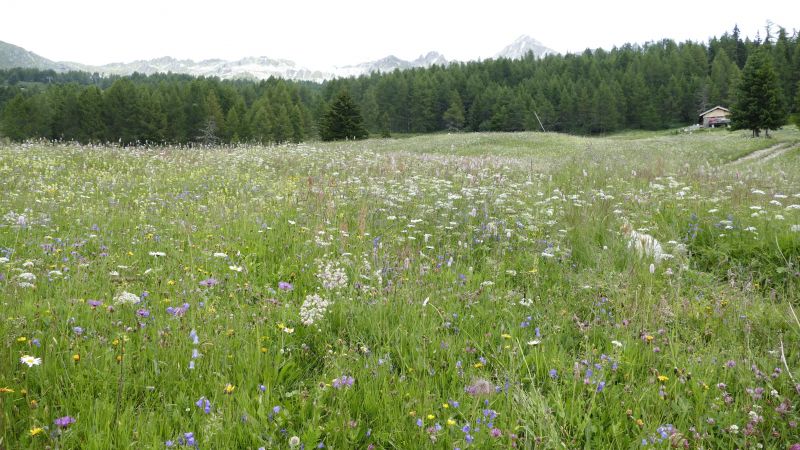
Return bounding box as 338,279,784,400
657,375,669,382
29,427,44,436
224,383,235,394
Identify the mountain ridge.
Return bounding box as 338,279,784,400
0,36,557,82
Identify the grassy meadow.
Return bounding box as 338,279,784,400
1,128,800,449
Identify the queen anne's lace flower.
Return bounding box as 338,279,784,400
299,293,331,326
316,260,347,290
114,291,141,305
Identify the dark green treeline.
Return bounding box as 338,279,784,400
1,25,798,144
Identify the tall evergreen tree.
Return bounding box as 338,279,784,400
442,90,465,131
320,91,368,141
0,94,51,141
730,48,786,137
77,86,107,142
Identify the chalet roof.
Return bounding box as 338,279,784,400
699,106,730,117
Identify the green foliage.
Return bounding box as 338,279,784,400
0,93,51,140
1,25,800,142
730,48,787,137
442,90,465,131
319,91,368,141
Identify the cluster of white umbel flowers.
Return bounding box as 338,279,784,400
299,293,331,326
316,260,348,290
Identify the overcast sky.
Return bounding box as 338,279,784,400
2,0,791,68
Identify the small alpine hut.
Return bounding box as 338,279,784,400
698,106,731,128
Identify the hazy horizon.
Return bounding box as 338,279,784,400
2,0,791,67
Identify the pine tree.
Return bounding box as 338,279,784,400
320,91,368,141
709,51,740,107
1,93,51,141
442,91,465,131
730,49,786,137
77,86,106,142
795,80,800,129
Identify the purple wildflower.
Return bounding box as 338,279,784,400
332,375,355,389
278,281,293,291
549,369,558,379
167,303,190,317
199,277,218,287
87,300,102,308
136,308,150,318
195,396,211,414
73,326,83,336
54,416,75,428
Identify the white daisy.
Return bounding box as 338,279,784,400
20,355,42,367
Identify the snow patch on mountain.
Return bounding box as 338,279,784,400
495,35,558,59
2,36,556,82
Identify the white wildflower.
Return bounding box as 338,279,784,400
299,293,331,326
20,355,42,367
113,291,141,305
213,252,228,258
229,265,244,272
18,272,36,282
148,251,166,257
316,260,348,290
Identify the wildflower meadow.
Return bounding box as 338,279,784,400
1,128,800,448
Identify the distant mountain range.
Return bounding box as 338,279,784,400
0,36,557,82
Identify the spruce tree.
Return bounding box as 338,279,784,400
730,48,786,137
442,91,465,131
320,91,368,141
